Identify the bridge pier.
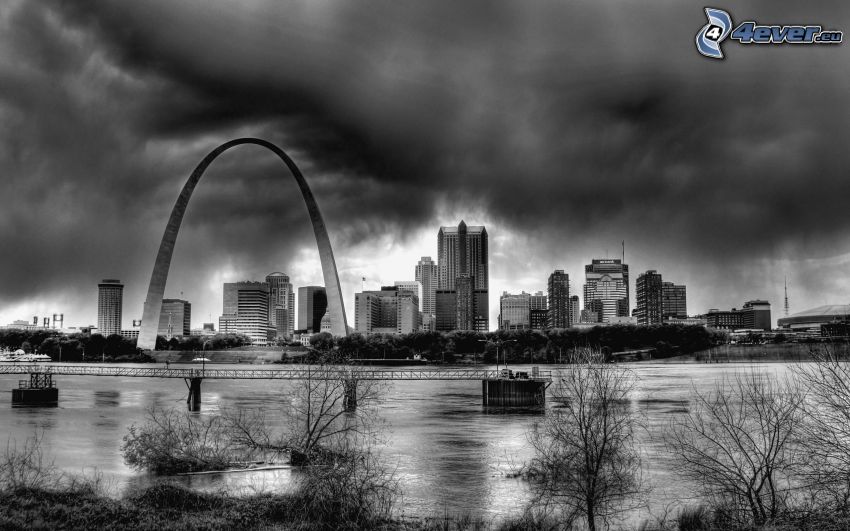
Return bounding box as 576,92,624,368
482,378,546,407
12,373,58,406
343,379,357,411
185,377,202,411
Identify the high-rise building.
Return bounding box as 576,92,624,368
97,279,123,336
415,256,438,319
636,270,663,325
355,286,421,335
569,295,580,326
662,282,687,320
435,221,489,331
499,291,531,330
583,259,629,323
219,281,270,345
266,273,294,340
298,286,327,333
547,270,570,329
158,299,191,338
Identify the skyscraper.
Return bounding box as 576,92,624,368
219,281,270,345
636,270,663,325
415,256,438,318
662,282,687,320
97,279,123,336
569,295,580,326
435,221,488,331
583,259,629,323
158,298,191,338
266,272,295,339
547,270,570,329
298,286,327,333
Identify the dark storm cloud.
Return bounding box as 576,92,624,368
1,0,848,324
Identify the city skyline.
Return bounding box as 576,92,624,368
1,2,848,332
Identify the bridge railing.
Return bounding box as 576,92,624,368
0,364,552,381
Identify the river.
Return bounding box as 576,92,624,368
0,361,794,525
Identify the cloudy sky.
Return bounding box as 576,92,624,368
1,0,848,330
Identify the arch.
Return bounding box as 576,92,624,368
136,138,348,350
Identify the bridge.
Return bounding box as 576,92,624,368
1,365,552,410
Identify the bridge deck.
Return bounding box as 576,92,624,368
0,364,551,381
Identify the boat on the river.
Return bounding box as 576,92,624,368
0,349,52,362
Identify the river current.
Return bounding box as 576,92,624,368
0,362,793,525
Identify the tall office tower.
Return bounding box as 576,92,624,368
435,221,489,331
266,273,295,339
583,259,629,323
636,270,664,325
662,282,687,320
298,286,327,333
569,295,580,326
97,279,123,336
355,286,421,335
499,291,531,330
529,291,548,330
158,299,191,338
547,270,570,329
219,281,270,345
415,256,438,318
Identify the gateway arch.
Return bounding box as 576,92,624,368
136,138,348,350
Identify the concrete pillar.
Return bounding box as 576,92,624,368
482,378,546,407
343,379,358,411
187,377,202,411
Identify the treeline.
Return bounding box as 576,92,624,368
0,329,252,361
313,324,726,362
154,334,252,351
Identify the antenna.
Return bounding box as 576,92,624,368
622,240,625,263
784,277,790,317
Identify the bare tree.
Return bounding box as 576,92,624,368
282,365,386,465
665,370,806,526
0,432,58,490
793,343,850,509
523,349,645,531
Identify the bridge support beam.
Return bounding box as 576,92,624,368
343,379,357,411
185,377,202,411
12,373,58,406
482,379,546,407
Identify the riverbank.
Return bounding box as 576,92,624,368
658,342,850,363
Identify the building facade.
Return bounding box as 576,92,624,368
569,295,580,326
662,282,687,320
703,300,771,331
415,256,438,320
97,279,123,336
547,270,570,329
355,286,421,335
635,270,663,325
298,286,327,333
266,272,294,340
499,291,531,330
219,281,271,345
158,298,191,338
435,221,488,331
583,259,629,323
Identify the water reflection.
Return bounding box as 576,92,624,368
0,362,798,523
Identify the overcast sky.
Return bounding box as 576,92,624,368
1,1,848,330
